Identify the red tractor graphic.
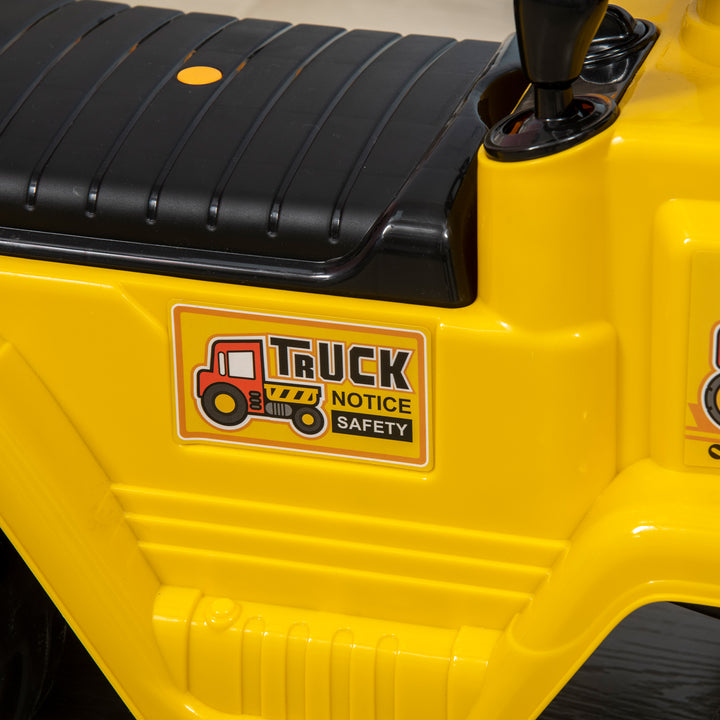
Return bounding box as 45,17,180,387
195,337,325,436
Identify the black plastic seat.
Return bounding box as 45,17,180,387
0,0,524,306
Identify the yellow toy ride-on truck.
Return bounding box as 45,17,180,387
0,0,718,718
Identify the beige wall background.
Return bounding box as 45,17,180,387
132,0,515,41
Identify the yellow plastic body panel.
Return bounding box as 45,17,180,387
4,1,720,719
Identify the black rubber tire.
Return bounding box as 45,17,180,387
200,383,248,427
704,374,720,428
0,534,67,719
291,406,325,435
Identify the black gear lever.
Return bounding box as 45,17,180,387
485,0,624,161
516,0,608,121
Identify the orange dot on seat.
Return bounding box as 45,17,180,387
177,66,223,86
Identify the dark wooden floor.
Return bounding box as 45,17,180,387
35,602,720,719
540,603,720,720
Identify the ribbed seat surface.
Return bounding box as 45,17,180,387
0,0,520,305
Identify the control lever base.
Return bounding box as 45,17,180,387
484,94,617,162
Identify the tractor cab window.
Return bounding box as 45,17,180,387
217,352,226,376
228,351,256,379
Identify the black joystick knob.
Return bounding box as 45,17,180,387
516,0,608,121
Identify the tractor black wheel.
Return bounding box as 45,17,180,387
0,533,67,719
291,406,325,435
201,383,248,427
704,374,720,428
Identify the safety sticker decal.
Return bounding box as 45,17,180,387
685,322,720,465
172,304,430,467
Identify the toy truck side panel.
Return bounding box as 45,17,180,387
2,1,720,720
0,259,614,719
